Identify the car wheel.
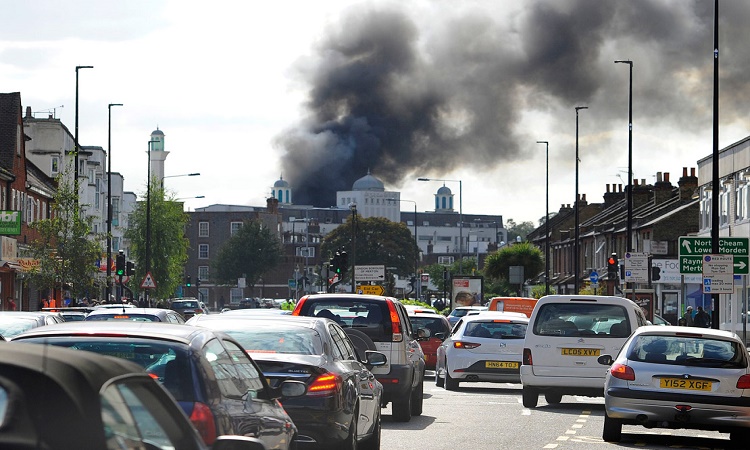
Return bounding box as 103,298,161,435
338,415,358,450
392,387,413,422
522,387,538,408
445,369,459,391
602,413,622,442
544,392,562,405
360,410,381,450
435,367,445,387
410,373,424,416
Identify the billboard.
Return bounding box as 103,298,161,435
450,275,484,309
0,211,21,235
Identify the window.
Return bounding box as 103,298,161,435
113,237,120,252
198,221,209,237
198,244,209,259
198,266,209,281
95,178,101,209
25,197,33,224
51,156,60,174
438,256,455,265
230,288,243,303
223,340,265,398
230,222,242,236
112,197,120,226
203,339,244,398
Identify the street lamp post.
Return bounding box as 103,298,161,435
615,60,634,253
537,141,550,295
146,140,158,306
389,198,419,296
418,177,462,268
106,103,123,302
349,203,357,293
74,65,93,203
575,106,588,294
161,172,200,190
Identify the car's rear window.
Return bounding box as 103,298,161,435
173,302,199,309
627,334,747,368
464,320,527,339
409,316,451,335
0,318,38,339
533,303,631,337
300,299,392,342
210,325,323,355
86,314,162,322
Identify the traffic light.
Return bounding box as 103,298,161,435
607,253,619,279
116,252,125,276
126,261,135,277
185,275,192,287
196,278,201,287
651,266,661,281
332,251,342,274
338,251,348,275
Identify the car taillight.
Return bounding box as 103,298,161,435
453,341,481,349
189,402,217,446
291,297,307,315
523,348,532,365
307,373,342,396
737,374,750,389
610,363,635,381
386,299,403,342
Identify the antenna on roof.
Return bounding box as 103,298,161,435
33,105,64,119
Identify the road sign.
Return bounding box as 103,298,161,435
702,254,734,294
354,265,385,282
140,272,157,289
288,279,296,289
589,271,599,284
679,237,749,274
624,252,649,283
356,285,385,296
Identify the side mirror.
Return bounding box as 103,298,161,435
434,332,447,340
365,350,387,367
597,354,614,366
416,328,431,340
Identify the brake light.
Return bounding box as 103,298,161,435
291,297,307,315
307,373,342,396
189,402,217,446
453,341,481,349
737,374,750,389
610,363,635,381
386,299,403,342
523,348,532,365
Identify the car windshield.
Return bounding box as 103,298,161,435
627,334,747,368
464,320,527,339
533,303,630,338
215,325,322,355
86,314,161,322
0,318,37,338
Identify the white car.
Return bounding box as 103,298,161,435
436,312,528,390
447,306,488,327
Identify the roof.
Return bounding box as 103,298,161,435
352,173,385,191
11,321,206,343
151,128,164,136
437,185,452,195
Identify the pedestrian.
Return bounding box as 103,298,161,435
678,317,687,326
694,306,711,328
7,297,16,311
682,306,694,326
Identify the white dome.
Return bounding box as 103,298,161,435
352,173,384,191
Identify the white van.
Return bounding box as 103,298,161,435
520,295,649,407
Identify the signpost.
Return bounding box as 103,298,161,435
140,272,157,289
679,237,749,274
356,285,385,296
354,265,386,282
624,252,649,283
702,254,734,294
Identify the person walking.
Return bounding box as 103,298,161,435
682,306,695,326
694,306,711,328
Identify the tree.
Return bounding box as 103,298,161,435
483,242,544,290
421,257,479,295
212,220,282,286
29,171,104,299
321,216,418,277
125,183,189,299
505,218,535,243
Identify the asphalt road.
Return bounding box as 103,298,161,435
379,374,735,450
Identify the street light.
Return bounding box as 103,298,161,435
615,60,634,253
388,198,419,294
575,106,588,294
106,102,123,303
146,139,159,306
349,203,357,293
74,65,93,203
161,172,201,189
418,177,463,269
537,140,550,295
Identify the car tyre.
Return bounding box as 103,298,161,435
411,373,424,416
435,368,445,387
392,387,412,422
445,370,459,391
602,413,622,443
544,392,562,405
338,414,358,450
360,410,381,450
522,387,538,408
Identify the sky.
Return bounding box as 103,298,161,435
2,0,750,226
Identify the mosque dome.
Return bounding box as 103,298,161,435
274,176,289,188
352,172,385,191
151,128,164,136
437,185,452,195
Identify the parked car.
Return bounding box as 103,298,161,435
189,314,386,449
447,306,488,327
238,297,260,309
521,295,649,408
408,310,451,370
94,302,137,309
0,311,65,339
0,342,267,450
599,325,750,444
170,299,208,319
293,293,426,422
436,312,528,389
221,308,292,316
85,307,186,323
12,322,305,448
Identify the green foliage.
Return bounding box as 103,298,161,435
530,284,557,299
321,216,418,277
212,220,282,286
421,256,479,295
400,299,437,312
505,218,535,242
578,282,605,295
29,169,104,298
124,182,189,299
483,242,544,286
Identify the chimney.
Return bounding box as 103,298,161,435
266,197,279,214
678,167,699,200
25,106,32,119
604,183,625,208
654,171,673,204
632,177,653,208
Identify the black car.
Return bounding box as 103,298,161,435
0,342,266,450
170,299,207,319
12,322,305,449
189,314,386,449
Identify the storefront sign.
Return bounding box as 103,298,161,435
0,211,21,235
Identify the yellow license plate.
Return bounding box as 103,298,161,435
485,361,519,369
659,378,712,391
561,348,601,357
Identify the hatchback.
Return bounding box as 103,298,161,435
436,312,528,389
85,307,186,323
12,322,305,448
170,299,207,319
408,311,451,370
599,325,750,444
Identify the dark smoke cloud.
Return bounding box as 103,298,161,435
278,0,750,207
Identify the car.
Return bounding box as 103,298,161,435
188,314,387,449
436,312,528,389
238,297,260,309
60,310,88,321
0,342,267,450
0,311,65,339
170,299,208,319
293,293,426,422
403,304,440,314
85,307,186,323
447,306,488,327
651,313,671,326
94,302,137,309
408,311,452,370
520,294,650,408
486,296,538,317
12,322,306,449
220,308,292,316
598,325,750,444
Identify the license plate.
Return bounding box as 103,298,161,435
660,378,713,391
485,361,519,369
561,348,601,357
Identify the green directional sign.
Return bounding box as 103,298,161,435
679,237,749,274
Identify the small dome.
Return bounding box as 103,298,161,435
274,176,289,188
437,185,452,195
352,172,385,191
151,129,164,136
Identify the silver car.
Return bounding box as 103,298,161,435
600,325,750,444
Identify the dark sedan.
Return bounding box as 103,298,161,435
12,322,305,449
85,307,186,323
0,342,266,450
171,299,207,320
188,314,386,450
